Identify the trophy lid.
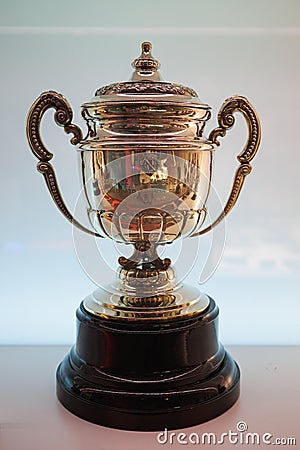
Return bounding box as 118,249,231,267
80,42,213,152
83,42,209,106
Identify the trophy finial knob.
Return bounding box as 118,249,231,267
131,41,161,81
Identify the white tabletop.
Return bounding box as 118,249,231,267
0,346,299,450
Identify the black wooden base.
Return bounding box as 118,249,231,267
56,298,240,431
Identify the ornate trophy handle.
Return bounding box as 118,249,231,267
192,95,261,237
26,91,101,237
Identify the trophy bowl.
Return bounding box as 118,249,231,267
83,149,212,244
26,42,261,430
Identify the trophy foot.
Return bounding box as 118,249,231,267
56,298,240,431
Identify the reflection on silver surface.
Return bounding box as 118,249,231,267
80,150,212,243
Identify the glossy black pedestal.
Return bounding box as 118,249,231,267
56,298,240,431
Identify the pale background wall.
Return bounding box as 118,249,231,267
0,0,299,344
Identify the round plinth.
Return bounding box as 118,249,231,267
56,298,240,431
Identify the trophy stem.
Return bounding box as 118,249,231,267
118,242,171,271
